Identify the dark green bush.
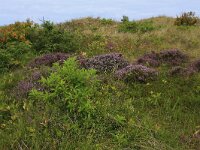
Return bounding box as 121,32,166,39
0,49,11,72
121,16,129,23
119,21,138,33
174,12,199,26
0,42,32,72
28,21,80,53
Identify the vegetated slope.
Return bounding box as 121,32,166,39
0,15,200,150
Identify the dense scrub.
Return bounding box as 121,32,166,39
1,14,200,149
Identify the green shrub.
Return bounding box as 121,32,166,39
119,21,138,33
121,16,129,23
28,21,80,53
29,57,99,122
0,49,11,72
0,42,31,72
174,11,199,26
100,18,114,25
137,21,155,32
119,20,155,33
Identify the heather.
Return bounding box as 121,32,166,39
1,13,200,150
137,49,188,67
80,53,129,72
28,52,70,68
115,64,158,83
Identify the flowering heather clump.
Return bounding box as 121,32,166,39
15,71,46,98
159,49,188,65
29,52,70,68
137,49,188,67
169,66,193,76
115,64,158,83
189,59,200,72
15,81,34,98
137,51,160,67
81,53,129,72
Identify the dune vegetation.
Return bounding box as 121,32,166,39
0,13,200,149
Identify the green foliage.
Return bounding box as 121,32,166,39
29,57,99,122
100,18,114,25
119,21,138,33
28,21,80,53
119,20,155,33
1,15,200,149
0,42,32,72
175,11,199,26
121,16,129,23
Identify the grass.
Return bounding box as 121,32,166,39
0,16,200,149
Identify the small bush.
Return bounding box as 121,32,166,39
15,70,47,98
0,49,11,72
100,18,114,25
121,16,129,23
137,21,155,33
81,53,129,72
169,66,191,76
137,49,188,67
29,57,99,121
137,51,160,67
28,21,80,53
119,19,155,33
115,64,158,83
159,49,188,65
174,12,198,26
189,59,200,72
0,42,32,72
28,52,70,68
119,21,138,33
0,21,33,72
0,20,32,46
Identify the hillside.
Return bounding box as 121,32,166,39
0,15,200,149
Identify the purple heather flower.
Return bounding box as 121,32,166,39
29,52,70,68
115,64,158,83
81,53,129,72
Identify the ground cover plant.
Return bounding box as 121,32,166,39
1,13,200,149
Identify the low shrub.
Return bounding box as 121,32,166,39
174,12,199,26
0,20,32,47
169,59,200,76
81,53,129,72
29,57,99,122
28,52,70,68
28,21,80,53
169,66,190,76
121,16,129,23
137,49,188,67
137,21,155,33
0,49,11,72
0,21,33,72
115,64,158,83
15,70,47,98
119,21,138,33
189,59,200,72
137,51,160,67
159,49,188,65
0,42,32,72
119,19,155,33
100,18,115,25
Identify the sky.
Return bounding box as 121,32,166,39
0,0,200,25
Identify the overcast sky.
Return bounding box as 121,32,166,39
0,0,200,25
